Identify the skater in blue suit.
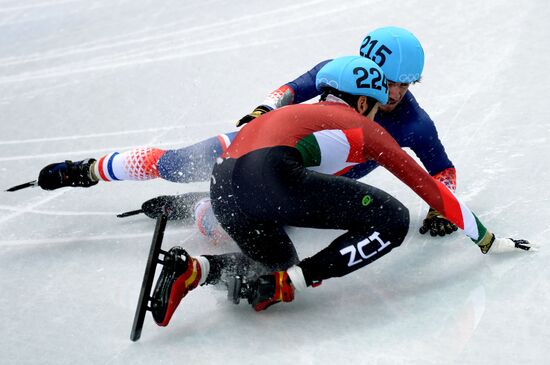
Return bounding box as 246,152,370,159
36,26,457,238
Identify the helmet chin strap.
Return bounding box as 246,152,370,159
321,92,378,118
323,94,349,105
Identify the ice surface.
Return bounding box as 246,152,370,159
1,0,549,364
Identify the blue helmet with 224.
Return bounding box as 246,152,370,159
359,26,424,83
315,55,389,105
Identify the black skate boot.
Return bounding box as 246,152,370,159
117,192,210,220
151,247,202,326
38,159,98,190
141,192,209,220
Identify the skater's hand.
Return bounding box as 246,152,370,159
479,234,538,254
419,208,458,237
236,105,272,127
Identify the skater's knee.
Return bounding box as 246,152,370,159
390,204,410,248
394,204,410,246
157,150,188,182
158,149,212,183
376,203,409,249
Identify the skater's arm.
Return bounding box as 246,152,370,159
407,109,456,190
268,60,331,107
405,108,458,235
236,60,331,126
363,124,533,252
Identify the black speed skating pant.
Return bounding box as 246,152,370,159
206,146,409,287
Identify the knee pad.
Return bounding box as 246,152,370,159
194,197,228,243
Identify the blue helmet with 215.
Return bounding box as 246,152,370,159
359,26,424,83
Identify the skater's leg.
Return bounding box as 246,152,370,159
224,148,411,286
158,132,237,182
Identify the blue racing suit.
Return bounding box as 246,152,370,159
157,60,455,187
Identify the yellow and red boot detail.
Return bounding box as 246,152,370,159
251,271,294,312
151,247,201,327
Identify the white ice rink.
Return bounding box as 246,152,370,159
1,0,549,364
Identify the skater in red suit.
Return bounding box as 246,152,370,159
148,56,534,327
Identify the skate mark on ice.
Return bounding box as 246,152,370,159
0,227,194,247
0,144,172,162
0,189,66,225
0,79,82,104
0,0,81,13
0,140,207,161
0,1,374,84
0,205,118,216
0,122,229,146
0,0,326,67
75,1,377,68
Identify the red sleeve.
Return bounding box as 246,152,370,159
360,121,491,244
363,124,464,229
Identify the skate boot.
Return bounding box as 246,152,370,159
151,247,202,326
249,271,294,311
139,192,210,220
38,159,98,190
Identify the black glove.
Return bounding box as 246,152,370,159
235,105,272,127
419,208,458,237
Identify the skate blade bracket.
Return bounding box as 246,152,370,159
130,214,169,342
116,209,144,218
227,275,256,305
227,276,243,304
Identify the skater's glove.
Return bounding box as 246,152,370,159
419,208,458,237
478,233,538,254
236,105,272,127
